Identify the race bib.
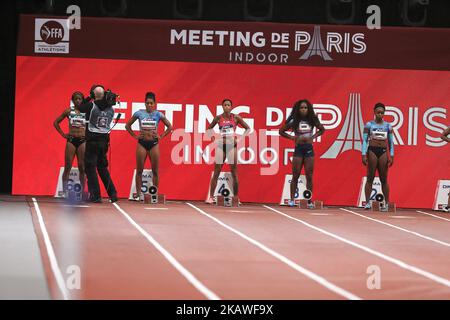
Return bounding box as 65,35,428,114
70,114,85,128
220,127,234,136
372,130,387,140
298,122,312,133
141,119,157,130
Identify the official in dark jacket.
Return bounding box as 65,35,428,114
78,85,118,203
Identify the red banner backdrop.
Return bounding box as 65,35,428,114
13,16,450,208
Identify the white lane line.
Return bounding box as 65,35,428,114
264,205,450,289
417,210,450,222
112,203,220,300
389,216,416,219
32,198,69,300
340,208,450,248
186,202,360,300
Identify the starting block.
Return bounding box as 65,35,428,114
298,190,323,210
143,186,166,204
372,200,396,213
216,188,239,207
299,199,309,209
299,199,324,209
314,200,324,209
67,191,89,202
371,193,396,212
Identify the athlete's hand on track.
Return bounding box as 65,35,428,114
362,155,368,166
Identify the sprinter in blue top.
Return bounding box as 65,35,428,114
125,92,173,201
361,103,395,211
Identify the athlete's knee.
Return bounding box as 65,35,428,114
63,166,71,175
136,169,143,177
152,170,159,178
78,165,85,175
98,158,108,168
379,176,388,184
212,170,221,179
366,175,375,184
84,158,95,168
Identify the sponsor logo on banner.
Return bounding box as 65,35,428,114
170,26,366,64
433,180,450,210
357,176,383,207
54,167,81,197
280,174,307,205
321,93,365,159
128,169,153,199
295,26,366,61
35,18,70,54
206,172,234,201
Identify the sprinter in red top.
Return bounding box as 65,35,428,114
206,99,250,204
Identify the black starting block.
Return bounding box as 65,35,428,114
371,194,396,213
144,186,166,204
67,191,89,202
298,190,323,209
216,188,239,207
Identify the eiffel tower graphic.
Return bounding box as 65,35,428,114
300,26,332,61
321,93,365,159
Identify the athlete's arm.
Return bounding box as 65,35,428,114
362,124,370,156
234,115,250,145
206,115,220,138
311,118,325,140
361,123,370,166
125,115,139,140
159,114,173,140
53,108,70,139
387,125,394,167
279,121,295,141
235,115,251,136
441,127,450,143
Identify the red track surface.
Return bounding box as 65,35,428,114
29,198,450,300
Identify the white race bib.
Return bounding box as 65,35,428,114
70,114,85,128
372,131,387,140
221,127,234,136
298,122,312,133
141,119,157,131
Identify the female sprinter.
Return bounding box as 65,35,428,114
279,99,325,208
361,103,394,212
205,99,250,204
441,126,450,212
125,92,173,201
53,91,86,197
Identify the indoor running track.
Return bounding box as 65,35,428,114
22,197,450,300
